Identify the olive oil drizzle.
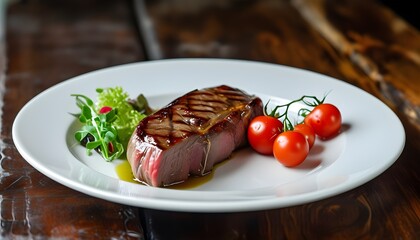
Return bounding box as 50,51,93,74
115,160,228,190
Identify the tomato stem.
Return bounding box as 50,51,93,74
265,95,326,131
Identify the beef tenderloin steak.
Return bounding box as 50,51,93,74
126,85,263,187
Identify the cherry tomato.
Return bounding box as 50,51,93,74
273,131,309,167
293,123,315,149
304,103,341,139
108,142,114,153
99,106,113,114
248,116,283,155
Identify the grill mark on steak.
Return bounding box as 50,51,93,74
150,91,240,142
127,85,263,187
145,90,239,145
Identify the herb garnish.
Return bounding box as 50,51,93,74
72,94,124,161
71,87,150,161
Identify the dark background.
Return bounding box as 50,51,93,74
380,0,419,29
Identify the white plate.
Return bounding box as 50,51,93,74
12,59,405,212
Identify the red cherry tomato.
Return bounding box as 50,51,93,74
304,103,342,139
99,106,113,114
273,131,309,167
108,142,114,153
248,116,283,155
293,123,316,149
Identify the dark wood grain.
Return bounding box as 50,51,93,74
1,0,419,239
294,0,420,142
2,0,144,239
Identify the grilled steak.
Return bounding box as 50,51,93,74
126,85,263,187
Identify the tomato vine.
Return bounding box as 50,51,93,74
264,95,326,131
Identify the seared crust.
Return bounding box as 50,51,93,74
135,85,259,149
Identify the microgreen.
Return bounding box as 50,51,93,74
71,94,124,161
71,86,151,161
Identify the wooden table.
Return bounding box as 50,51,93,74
2,0,419,239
